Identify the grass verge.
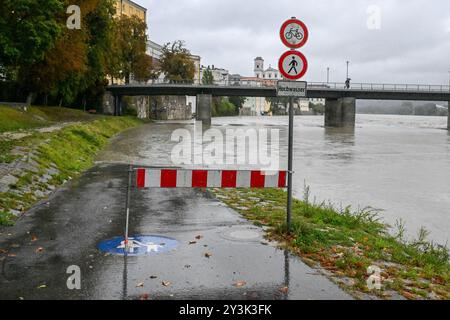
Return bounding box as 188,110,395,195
0,115,143,225
0,105,96,133
212,187,449,300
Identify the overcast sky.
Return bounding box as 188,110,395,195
139,0,450,84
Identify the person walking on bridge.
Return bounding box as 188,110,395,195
345,78,351,89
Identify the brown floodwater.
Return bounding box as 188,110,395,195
98,114,450,245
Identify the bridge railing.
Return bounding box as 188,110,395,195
308,82,450,92
127,79,450,93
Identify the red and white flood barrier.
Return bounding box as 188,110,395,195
136,168,287,189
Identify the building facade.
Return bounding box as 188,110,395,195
114,0,147,22
200,65,230,85
145,39,202,119
254,57,282,81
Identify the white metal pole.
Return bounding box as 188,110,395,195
124,165,132,253
287,96,294,232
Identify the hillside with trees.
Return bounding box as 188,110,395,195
0,0,154,110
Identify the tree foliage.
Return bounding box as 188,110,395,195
228,96,247,113
0,1,198,109
133,54,157,83
159,41,195,83
212,98,239,117
113,15,148,84
0,0,64,71
202,67,214,85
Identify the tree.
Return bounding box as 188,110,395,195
19,0,116,107
228,96,247,114
0,0,64,69
0,0,65,102
113,15,148,84
133,54,157,83
159,41,195,83
20,30,88,103
212,98,238,117
267,97,289,115
202,67,214,85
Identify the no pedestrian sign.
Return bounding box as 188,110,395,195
278,50,308,80
277,81,307,97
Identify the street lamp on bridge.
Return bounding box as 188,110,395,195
327,67,330,83
346,61,350,80
448,71,450,91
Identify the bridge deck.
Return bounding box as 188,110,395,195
107,82,450,101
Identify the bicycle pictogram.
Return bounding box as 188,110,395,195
285,27,303,41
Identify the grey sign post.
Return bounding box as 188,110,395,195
277,81,307,232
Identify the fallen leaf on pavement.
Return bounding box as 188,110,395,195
195,235,203,240
233,281,247,288
0,249,7,254
204,252,212,258
162,281,171,287
149,275,158,279
7,253,16,257
402,291,416,300
279,286,289,294
189,241,197,245
31,235,38,242
136,282,144,288
139,293,149,300
36,247,44,253
37,285,46,289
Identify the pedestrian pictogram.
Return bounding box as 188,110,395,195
278,50,308,80
280,17,309,49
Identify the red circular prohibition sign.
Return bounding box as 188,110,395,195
278,50,308,80
280,18,309,49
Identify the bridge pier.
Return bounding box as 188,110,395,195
448,101,450,130
196,94,212,126
324,97,356,128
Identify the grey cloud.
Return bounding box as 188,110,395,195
142,0,450,84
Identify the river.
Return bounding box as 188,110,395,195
98,114,450,245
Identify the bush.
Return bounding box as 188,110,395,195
212,98,238,117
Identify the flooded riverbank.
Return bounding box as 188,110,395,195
98,114,450,244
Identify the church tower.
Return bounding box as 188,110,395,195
254,57,264,78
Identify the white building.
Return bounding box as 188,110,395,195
240,77,271,115
147,40,163,60
146,39,202,115
200,65,230,85
254,57,282,80
146,40,201,84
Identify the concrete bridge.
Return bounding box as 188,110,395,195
106,81,450,129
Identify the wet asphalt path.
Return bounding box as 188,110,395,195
0,124,352,300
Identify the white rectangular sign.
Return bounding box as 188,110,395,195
277,81,307,97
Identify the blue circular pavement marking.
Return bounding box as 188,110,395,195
98,235,179,256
